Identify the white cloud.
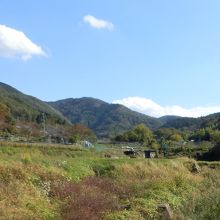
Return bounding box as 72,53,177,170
83,15,114,30
113,97,220,118
0,24,45,60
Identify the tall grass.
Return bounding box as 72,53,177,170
0,141,219,219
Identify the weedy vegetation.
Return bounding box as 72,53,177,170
0,142,219,219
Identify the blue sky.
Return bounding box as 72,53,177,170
1,0,220,117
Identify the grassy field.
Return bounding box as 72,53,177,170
0,142,219,220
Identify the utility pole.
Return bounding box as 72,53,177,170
42,113,46,137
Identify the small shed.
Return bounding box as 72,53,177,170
124,150,137,158
144,150,157,158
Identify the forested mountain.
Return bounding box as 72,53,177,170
0,82,69,123
158,115,182,124
1,82,220,139
48,98,162,137
0,82,70,136
161,116,202,130
161,113,220,131
49,98,220,137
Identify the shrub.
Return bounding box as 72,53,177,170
51,177,121,220
92,161,116,177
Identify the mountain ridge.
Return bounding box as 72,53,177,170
48,97,162,137
1,82,220,138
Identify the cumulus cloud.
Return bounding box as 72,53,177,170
113,97,220,118
83,15,114,30
0,24,45,60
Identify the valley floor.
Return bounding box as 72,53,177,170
0,142,219,220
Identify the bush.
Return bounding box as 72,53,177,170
92,160,116,177
51,177,121,220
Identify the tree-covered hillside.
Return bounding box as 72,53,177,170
161,113,220,131
2,82,220,140
0,82,70,137
0,82,68,123
49,98,162,137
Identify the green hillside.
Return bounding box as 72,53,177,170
49,98,162,137
161,113,220,131
158,115,182,124
2,82,220,140
0,82,70,137
161,116,202,130
49,98,220,138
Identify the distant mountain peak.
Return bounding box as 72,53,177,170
48,98,162,137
